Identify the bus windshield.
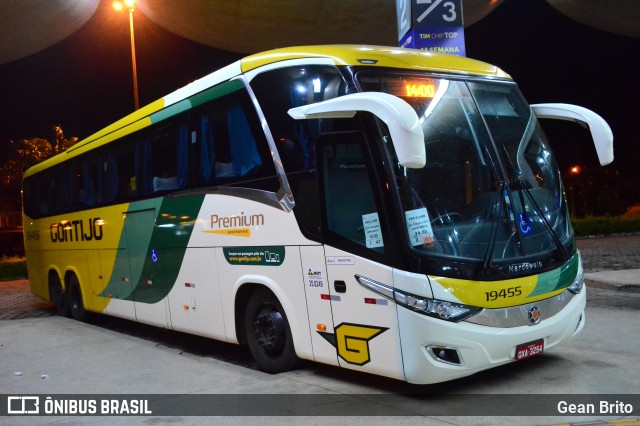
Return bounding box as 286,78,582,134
357,72,573,275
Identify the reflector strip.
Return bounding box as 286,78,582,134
321,294,341,301
364,298,388,305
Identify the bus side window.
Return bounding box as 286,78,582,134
51,165,75,214
249,65,347,174
102,151,119,202
192,87,277,191
149,123,178,192
123,113,188,195
78,158,96,207
23,174,50,218
249,65,348,240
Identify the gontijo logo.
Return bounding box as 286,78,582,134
50,217,104,243
317,323,388,365
203,212,264,237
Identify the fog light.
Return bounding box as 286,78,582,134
427,345,464,365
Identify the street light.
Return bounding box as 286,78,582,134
113,0,139,110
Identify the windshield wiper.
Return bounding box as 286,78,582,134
500,137,569,262
480,146,523,269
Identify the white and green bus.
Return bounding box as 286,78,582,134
22,45,613,384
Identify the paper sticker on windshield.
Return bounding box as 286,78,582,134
362,212,384,248
405,208,434,246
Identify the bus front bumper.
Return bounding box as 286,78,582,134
397,288,586,384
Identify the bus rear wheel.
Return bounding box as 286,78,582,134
245,288,297,374
67,275,88,322
49,273,69,317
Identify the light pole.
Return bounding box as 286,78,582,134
113,0,139,111
569,165,581,217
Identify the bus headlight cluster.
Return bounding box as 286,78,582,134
355,274,481,322
394,289,481,322
568,262,584,294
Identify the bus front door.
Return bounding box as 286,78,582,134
315,131,405,381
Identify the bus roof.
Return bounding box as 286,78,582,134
24,45,510,178
241,45,510,78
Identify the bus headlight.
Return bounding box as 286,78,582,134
394,289,481,322
568,262,585,294
355,274,481,322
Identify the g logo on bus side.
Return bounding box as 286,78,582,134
317,323,388,366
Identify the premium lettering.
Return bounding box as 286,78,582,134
210,212,264,229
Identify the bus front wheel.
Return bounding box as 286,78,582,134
67,274,88,322
244,288,298,374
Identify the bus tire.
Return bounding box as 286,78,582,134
244,288,298,374
67,274,88,322
49,272,69,317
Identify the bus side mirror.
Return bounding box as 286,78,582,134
531,103,614,166
288,92,426,168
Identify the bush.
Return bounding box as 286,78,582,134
572,216,640,237
0,256,27,281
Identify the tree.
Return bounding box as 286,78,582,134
0,125,78,209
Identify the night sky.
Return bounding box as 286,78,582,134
1,1,638,206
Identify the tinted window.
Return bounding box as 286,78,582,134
192,86,277,191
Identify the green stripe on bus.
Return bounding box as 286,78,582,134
528,253,579,297
127,194,205,304
99,199,163,300
189,79,244,108
149,99,192,124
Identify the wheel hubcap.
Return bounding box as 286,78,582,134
253,306,285,356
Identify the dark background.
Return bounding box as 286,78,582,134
1,0,638,213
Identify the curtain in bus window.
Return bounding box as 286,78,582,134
227,104,261,176
177,122,188,188
81,160,96,207
200,115,215,183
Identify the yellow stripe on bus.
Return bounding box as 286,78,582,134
430,274,565,309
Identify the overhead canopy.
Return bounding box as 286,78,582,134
546,0,640,39
135,0,505,54
0,0,638,64
0,0,99,65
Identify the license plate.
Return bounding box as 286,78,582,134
515,339,544,361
